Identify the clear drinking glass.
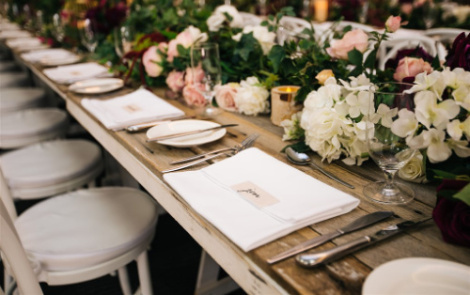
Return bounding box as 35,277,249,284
79,18,98,54
364,82,417,204
114,25,134,58
52,13,65,43
190,42,222,118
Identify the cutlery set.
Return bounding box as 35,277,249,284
268,212,431,268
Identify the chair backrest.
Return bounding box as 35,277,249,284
239,12,262,27
278,16,313,45
424,27,470,44
378,35,438,71
0,196,43,295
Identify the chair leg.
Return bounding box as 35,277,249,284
117,267,132,295
136,251,153,295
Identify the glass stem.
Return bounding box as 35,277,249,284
383,169,397,189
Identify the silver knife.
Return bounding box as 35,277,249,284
296,218,431,268
146,124,238,142
125,116,193,132
267,211,394,264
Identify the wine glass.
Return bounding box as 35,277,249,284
114,25,134,58
52,13,65,43
79,18,98,54
190,42,222,118
364,82,417,204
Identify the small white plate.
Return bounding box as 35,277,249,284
69,78,124,94
363,258,470,295
39,54,81,67
146,119,226,148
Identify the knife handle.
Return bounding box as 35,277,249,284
296,236,371,268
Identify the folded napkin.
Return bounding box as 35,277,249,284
164,148,359,251
0,30,31,39
7,37,42,48
43,62,110,84
81,88,185,130
21,48,75,63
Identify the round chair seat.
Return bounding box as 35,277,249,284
0,108,68,149
0,61,19,72
0,139,103,199
0,87,46,113
0,72,29,87
15,187,158,272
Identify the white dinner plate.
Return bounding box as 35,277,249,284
39,54,81,67
363,258,470,295
146,119,226,148
68,78,124,94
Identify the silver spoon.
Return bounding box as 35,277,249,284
285,147,355,189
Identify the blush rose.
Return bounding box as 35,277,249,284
393,57,433,82
326,29,369,60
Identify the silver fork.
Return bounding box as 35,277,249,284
170,133,260,165
162,134,259,173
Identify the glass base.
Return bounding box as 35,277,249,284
197,105,222,118
363,181,415,205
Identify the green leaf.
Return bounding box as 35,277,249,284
454,183,470,206
348,48,363,67
364,49,377,69
268,45,286,73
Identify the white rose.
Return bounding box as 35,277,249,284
280,111,302,141
234,77,269,116
398,152,427,183
207,5,244,32
232,25,276,55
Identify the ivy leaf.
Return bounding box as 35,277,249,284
348,48,363,67
268,45,286,73
234,33,257,61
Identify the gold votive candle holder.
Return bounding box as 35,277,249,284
270,86,301,126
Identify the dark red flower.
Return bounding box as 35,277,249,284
432,180,470,248
385,46,434,70
445,32,470,71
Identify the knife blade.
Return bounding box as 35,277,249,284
125,115,194,132
296,218,431,268
146,124,238,142
267,211,394,264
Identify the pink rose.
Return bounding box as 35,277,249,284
326,29,369,60
183,83,207,107
215,83,239,112
167,31,193,62
185,66,204,85
385,16,401,33
142,45,164,77
166,70,185,93
393,57,433,82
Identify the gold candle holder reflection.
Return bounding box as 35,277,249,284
314,0,328,23
270,86,301,126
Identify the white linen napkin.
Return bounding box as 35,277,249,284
21,48,74,63
164,148,359,251
81,88,185,130
43,62,110,84
0,30,31,39
6,37,42,48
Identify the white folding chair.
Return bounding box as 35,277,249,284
0,139,103,200
239,12,262,27
278,16,312,45
0,108,68,149
378,34,438,71
0,166,159,295
0,72,30,87
0,87,46,114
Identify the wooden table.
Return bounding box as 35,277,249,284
6,44,470,294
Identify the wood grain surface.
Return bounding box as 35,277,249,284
6,43,469,295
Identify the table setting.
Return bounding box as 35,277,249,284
1,0,469,294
